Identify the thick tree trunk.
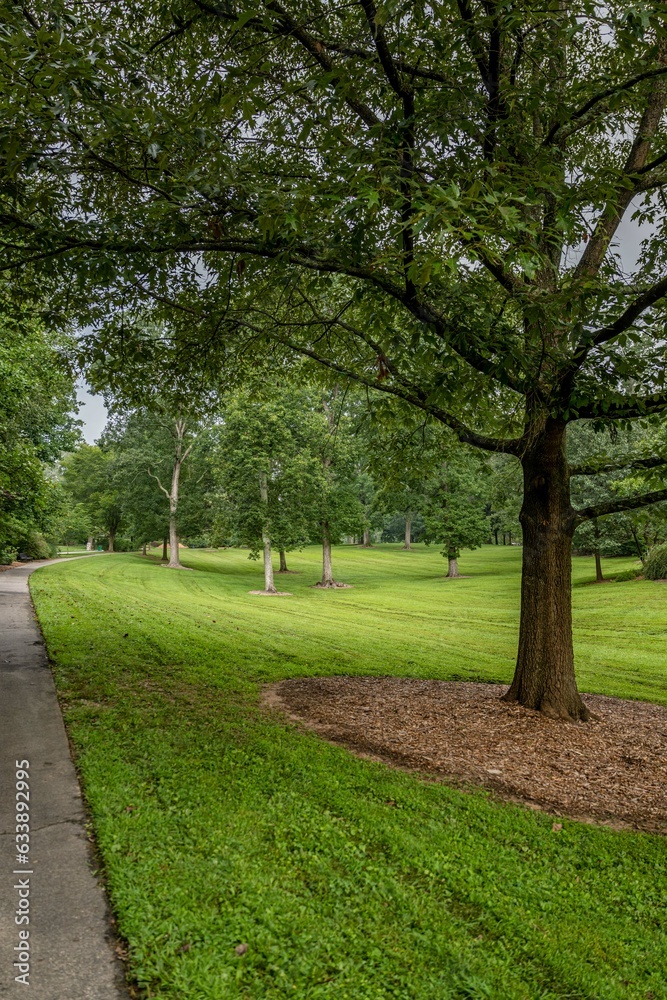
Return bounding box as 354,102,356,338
107,530,115,553
86,536,94,551
141,543,147,557
362,528,372,547
278,548,288,572
162,537,168,561
503,418,589,721
447,550,459,578
259,470,277,593
594,549,603,583
403,515,412,549
321,522,335,586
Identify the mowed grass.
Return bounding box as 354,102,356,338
30,544,667,1000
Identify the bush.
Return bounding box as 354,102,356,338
644,543,667,580
182,535,210,549
19,531,53,560
611,567,643,583
0,546,17,565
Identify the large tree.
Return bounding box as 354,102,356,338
5,3,667,717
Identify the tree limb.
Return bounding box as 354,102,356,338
545,65,667,147
245,323,522,454
577,390,667,420
570,456,667,477
570,272,667,364
574,39,667,280
575,488,667,523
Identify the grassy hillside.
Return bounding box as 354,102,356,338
30,545,667,999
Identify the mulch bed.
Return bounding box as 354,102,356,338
263,677,667,834
0,561,24,572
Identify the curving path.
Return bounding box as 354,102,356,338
0,560,127,999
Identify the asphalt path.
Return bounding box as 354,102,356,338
0,560,128,999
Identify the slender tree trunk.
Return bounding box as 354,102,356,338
494,529,499,545
594,549,603,583
403,515,412,549
362,528,372,547
630,525,645,564
168,457,182,569
278,548,288,572
162,537,168,561
509,531,513,545
447,547,459,578
141,542,147,557
86,536,93,551
107,529,115,553
259,470,276,593
503,418,589,721
321,521,335,586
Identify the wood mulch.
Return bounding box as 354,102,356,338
263,677,667,834
0,561,24,572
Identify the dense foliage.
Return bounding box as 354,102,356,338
644,541,667,579
0,318,78,561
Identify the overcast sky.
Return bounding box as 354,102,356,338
76,379,108,444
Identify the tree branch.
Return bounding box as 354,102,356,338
246,324,521,454
577,390,667,420
575,488,667,523
545,65,667,147
574,39,667,280
569,272,667,366
147,468,171,499
570,456,667,477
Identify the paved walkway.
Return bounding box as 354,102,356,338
0,561,128,999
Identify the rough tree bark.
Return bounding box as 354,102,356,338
107,530,115,553
594,549,603,583
503,419,590,721
259,469,277,593
447,548,459,578
404,515,412,549
141,542,147,557
362,528,372,547
86,536,94,551
321,521,335,586
278,548,289,572
162,537,168,561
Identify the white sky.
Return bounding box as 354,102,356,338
76,378,108,444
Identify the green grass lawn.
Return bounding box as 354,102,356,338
30,544,667,1000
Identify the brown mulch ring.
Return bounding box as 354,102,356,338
263,677,667,834
0,561,24,572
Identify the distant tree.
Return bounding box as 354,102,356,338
307,392,365,587
422,454,490,578
213,390,318,593
61,445,123,552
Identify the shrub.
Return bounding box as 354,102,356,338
644,543,667,580
0,546,17,565
19,531,53,560
611,567,643,583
